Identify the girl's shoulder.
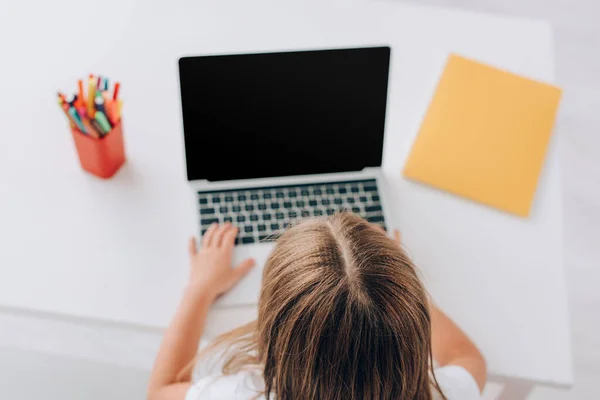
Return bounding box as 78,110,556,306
434,365,482,400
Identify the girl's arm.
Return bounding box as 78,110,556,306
147,223,255,400
429,304,487,392
393,230,487,393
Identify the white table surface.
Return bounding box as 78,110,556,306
0,0,572,385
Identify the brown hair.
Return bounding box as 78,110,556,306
181,213,445,399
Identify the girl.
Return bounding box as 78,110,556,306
148,213,486,399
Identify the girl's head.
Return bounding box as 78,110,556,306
195,213,441,399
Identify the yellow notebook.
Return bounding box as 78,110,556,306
403,54,562,217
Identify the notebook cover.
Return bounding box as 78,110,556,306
403,54,562,217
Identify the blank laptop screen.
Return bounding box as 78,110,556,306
179,47,391,182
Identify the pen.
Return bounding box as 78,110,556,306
113,82,120,101
104,77,109,92
97,76,102,89
87,75,96,117
94,111,112,133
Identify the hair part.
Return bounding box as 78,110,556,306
180,213,446,400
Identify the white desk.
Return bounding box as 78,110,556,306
0,0,572,385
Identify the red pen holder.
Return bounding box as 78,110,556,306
71,122,126,179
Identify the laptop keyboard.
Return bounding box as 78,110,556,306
198,179,385,245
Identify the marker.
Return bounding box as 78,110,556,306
87,75,96,117
117,99,123,121
68,107,87,133
66,94,78,107
91,119,106,137
81,117,101,138
77,80,85,108
94,111,112,133
112,82,120,101
58,99,76,128
103,77,109,91
94,95,106,114
102,92,118,124
97,75,102,89
57,92,67,103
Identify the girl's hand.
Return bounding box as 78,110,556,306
187,223,255,300
393,229,401,244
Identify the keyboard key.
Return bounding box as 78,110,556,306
271,203,280,210
258,203,267,210
224,217,233,223
264,193,272,200
225,195,234,202
245,204,254,211
259,235,269,242
199,197,208,205
352,207,361,213
232,205,241,212
236,215,246,223
346,198,355,204
301,189,309,196
339,187,347,194
250,214,259,221
242,237,255,244
314,209,323,216
314,189,322,195
326,188,335,194
200,207,215,215
309,200,317,206
271,223,279,231
351,186,359,193
250,193,259,200
364,184,378,192
202,217,218,225
283,201,292,208
276,192,285,199
258,224,266,232
212,197,221,203
244,226,253,233
334,198,343,205
288,191,297,198
219,206,228,213
367,215,384,224
296,200,306,208
301,210,310,217
359,196,368,203
366,205,382,213
321,198,330,205
326,208,336,215
238,194,247,201
263,214,272,221
288,211,298,218
372,195,380,202
276,212,284,220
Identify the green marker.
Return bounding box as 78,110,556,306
94,111,112,134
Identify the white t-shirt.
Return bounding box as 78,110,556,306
185,365,481,399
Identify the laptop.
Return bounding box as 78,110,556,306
178,46,393,307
